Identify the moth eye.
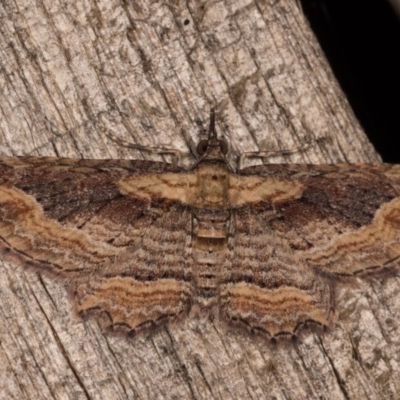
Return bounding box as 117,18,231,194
219,139,229,155
197,140,209,155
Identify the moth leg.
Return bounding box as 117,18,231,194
238,138,313,170
106,132,182,165
75,277,192,335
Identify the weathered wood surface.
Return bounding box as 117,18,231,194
0,1,399,399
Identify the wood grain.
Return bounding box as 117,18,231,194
1,1,399,399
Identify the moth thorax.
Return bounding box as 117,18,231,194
195,162,229,207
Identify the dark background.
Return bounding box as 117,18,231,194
301,0,400,162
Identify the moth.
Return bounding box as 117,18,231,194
1,111,400,340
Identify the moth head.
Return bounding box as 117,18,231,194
196,138,229,156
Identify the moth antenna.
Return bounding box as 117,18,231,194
106,132,182,165
238,137,314,170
